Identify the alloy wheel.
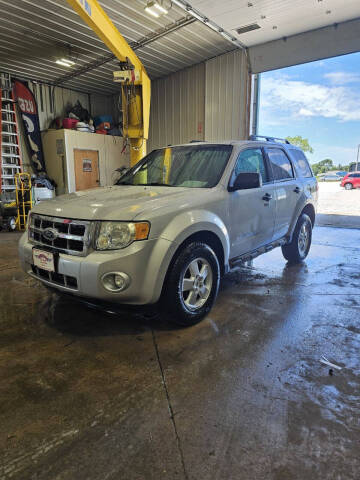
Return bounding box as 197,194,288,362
181,257,213,310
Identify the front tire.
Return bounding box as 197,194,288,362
344,183,353,190
282,213,312,264
161,242,220,326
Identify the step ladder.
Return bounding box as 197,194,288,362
0,72,22,202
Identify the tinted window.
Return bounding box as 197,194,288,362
290,149,313,178
117,145,232,188
233,148,269,183
267,149,294,181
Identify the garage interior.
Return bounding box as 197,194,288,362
1,1,360,479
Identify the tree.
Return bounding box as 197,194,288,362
285,135,314,154
311,159,334,176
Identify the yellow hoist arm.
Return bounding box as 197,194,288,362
66,0,151,166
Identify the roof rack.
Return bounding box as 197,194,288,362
249,135,290,144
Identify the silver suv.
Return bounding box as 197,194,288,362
19,137,317,326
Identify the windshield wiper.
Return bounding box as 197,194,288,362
138,182,175,187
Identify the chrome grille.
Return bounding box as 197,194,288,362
29,214,91,256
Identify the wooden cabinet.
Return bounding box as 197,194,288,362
41,129,130,195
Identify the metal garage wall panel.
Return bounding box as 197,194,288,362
27,82,91,130
148,62,205,151
90,94,116,118
205,50,249,142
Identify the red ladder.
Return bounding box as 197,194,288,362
0,73,22,202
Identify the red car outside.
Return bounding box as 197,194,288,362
341,172,360,190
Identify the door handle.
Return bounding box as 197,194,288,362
294,186,301,194
262,193,272,201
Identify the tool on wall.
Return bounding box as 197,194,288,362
65,0,151,167
0,72,22,203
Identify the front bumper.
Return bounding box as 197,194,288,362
19,233,176,305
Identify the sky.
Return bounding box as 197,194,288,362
258,52,360,166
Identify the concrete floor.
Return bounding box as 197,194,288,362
1,226,360,480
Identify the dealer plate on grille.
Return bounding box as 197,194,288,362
33,249,55,272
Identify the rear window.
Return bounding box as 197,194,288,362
266,148,294,181
290,150,313,178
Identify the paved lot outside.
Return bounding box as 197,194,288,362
317,181,360,216
1,226,360,480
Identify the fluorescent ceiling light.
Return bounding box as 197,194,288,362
154,3,168,14
145,1,168,17
61,57,75,65
145,5,160,17
56,59,74,67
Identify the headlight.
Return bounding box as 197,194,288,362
95,221,150,250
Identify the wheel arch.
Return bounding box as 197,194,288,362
287,201,316,242
166,230,225,277
301,203,316,227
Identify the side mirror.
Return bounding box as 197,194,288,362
228,172,262,192
116,166,129,178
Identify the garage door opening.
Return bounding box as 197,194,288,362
257,51,360,228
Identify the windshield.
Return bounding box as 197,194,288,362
117,145,232,188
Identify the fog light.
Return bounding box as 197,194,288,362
101,272,130,292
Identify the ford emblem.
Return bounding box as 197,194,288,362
42,227,58,242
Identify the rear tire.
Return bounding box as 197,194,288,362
161,242,220,326
282,214,312,264
344,183,353,190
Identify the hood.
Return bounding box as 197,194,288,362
32,185,203,221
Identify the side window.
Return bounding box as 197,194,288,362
233,148,269,184
266,149,294,181
290,150,313,178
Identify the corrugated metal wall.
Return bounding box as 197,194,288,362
23,83,115,131
28,83,90,131
148,49,250,150
90,94,118,119
148,63,205,151
205,50,250,142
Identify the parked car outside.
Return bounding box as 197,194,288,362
335,171,348,178
319,174,341,182
19,139,318,326
341,172,360,190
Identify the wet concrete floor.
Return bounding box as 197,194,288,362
0,226,359,480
